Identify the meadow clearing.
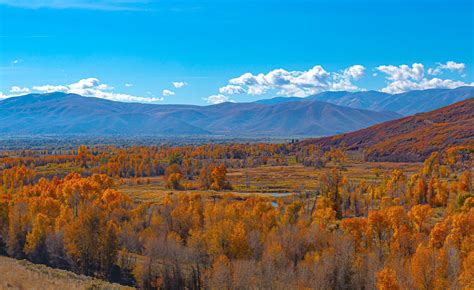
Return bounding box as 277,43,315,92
119,162,423,203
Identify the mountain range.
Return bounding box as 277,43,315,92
0,86,472,137
0,92,400,136
257,86,474,115
300,98,474,161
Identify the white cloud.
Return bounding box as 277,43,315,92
68,77,101,90
10,86,30,94
0,86,30,99
377,63,425,82
172,81,187,88
428,61,465,76
125,83,133,87
379,78,472,94
33,84,68,93
11,59,23,65
17,78,164,103
377,62,473,94
219,85,245,95
227,65,365,97
0,92,10,100
204,94,231,104
162,89,175,96
343,65,365,79
0,91,16,100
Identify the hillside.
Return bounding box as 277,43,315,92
0,256,131,290
0,92,400,137
299,98,474,161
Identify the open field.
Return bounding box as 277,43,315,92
0,256,133,290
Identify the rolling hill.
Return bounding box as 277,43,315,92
0,92,401,136
257,86,474,115
299,98,474,161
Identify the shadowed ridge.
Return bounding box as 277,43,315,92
299,98,474,161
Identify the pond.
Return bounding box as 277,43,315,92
268,192,292,197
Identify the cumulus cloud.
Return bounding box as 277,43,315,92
378,79,470,94
0,86,30,99
213,61,471,98
428,61,465,76
219,85,245,95
343,64,365,79
377,62,473,94
32,84,68,93
172,81,187,88
69,77,104,90
204,94,232,104
377,63,425,82
13,78,164,103
162,89,175,96
226,65,366,97
125,83,133,87
10,86,30,94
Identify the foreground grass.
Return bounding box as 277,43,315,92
0,256,134,290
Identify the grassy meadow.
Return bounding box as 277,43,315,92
119,162,423,203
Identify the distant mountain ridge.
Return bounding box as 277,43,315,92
0,92,400,137
299,98,474,161
256,86,474,115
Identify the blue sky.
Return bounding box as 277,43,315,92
0,0,473,104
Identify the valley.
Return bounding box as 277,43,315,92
1,1,473,288
0,99,472,288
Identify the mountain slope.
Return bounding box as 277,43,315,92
197,100,400,136
0,92,401,136
254,96,302,105
255,86,473,115
299,98,474,161
306,86,474,115
0,93,210,135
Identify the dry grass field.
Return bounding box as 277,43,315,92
227,162,422,191
0,256,133,290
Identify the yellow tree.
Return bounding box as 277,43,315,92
411,245,437,290
459,250,474,289
165,164,183,190
408,204,433,234
320,168,343,219
210,164,231,191
228,221,250,259
24,213,51,263
64,206,103,275
376,267,400,290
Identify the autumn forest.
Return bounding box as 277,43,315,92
0,141,472,289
